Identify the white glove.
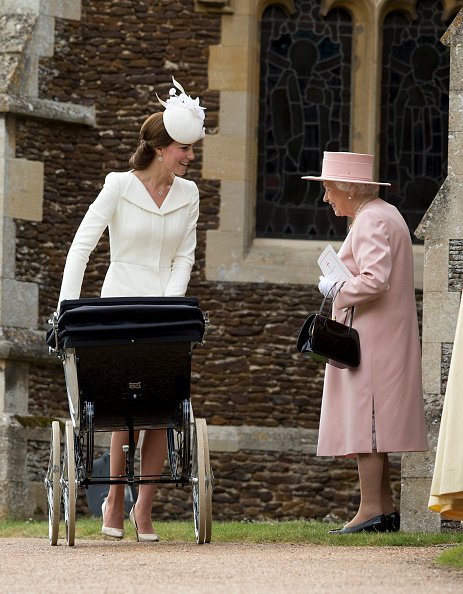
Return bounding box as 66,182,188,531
318,276,338,297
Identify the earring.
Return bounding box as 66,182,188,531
158,156,163,162
348,195,352,200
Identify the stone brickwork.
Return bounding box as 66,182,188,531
26,428,402,522
441,343,453,395
0,0,434,527
449,239,463,291
154,451,400,522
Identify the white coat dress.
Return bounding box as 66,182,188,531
58,170,199,306
317,199,428,457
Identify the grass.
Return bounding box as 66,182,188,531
436,545,463,569
1,518,463,550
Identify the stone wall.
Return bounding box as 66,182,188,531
9,0,416,523
0,0,93,519
26,429,401,522
153,452,400,522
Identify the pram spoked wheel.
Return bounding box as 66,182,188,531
192,418,213,544
62,420,76,546
44,420,61,545
202,419,213,543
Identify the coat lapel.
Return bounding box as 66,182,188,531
123,173,190,215
160,176,191,214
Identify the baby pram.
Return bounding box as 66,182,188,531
45,296,212,545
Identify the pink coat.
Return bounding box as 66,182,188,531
317,198,428,456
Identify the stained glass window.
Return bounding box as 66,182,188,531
256,2,353,240
379,0,451,240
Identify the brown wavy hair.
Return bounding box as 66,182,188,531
128,112,174,170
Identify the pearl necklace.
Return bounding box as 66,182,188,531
349,198,374,229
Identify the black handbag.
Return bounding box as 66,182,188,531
296,293,360,369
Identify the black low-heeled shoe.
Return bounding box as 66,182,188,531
385,511,400,532
329,514,387,534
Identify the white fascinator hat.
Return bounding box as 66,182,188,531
156,77,206,144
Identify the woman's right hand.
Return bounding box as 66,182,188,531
318,276,338,297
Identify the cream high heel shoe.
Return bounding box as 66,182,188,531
101,498,125,539
129,505,160,542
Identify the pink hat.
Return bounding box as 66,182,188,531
301,152,390,186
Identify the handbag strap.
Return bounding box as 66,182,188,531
319,282,355,333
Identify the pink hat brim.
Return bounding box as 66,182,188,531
301,175,391,187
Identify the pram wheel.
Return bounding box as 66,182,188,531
202,421,213,543
45,421,61,545
62,420,76,546
191,418,212,544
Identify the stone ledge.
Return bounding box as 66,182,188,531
0,328,52,364
207,425,319,453
194,0,233,14
10,418,405,460
0,94,95,126
206,231,425,288
8,420,320,454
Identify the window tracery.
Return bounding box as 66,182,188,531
256,2,352,240
379,0,453,238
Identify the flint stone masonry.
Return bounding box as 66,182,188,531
25,424,401,521
449,239,463,291
441,343,453,395
0,0,448,526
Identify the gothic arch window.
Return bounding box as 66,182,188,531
379,0,453,239
256,2,353,241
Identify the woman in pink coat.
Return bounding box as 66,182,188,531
303,152,428,533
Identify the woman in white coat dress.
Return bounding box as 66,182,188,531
302,152,428,534
57,78,204,542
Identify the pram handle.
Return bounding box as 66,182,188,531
47,311,60,355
